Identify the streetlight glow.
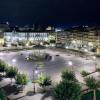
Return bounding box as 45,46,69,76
68,61,73,66
72,40,76,44
93,56,96,60
68,61,73,70
12,59,16,63
34,70,39,74
88,42,93,46
65,46,68,49
0,53,4,56
84,49,88,52
26,43,29,46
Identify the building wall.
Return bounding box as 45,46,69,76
4,31,49,45
28,32,49,41
55,30,100,52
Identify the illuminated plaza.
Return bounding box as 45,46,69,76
0,0,100,99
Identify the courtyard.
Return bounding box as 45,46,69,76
0,49,100,100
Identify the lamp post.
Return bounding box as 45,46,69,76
84,49,88,59
68,61,73,71
33,68,39,93
93,56,97,71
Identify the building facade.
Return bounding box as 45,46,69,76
55,29,100,52
4,30,50,46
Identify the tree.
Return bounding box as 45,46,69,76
0,89,7,100
61,69,77,82
84,76,100,100
53,80,82,100
81,70,90,77
16,73,28,91
6,66,18,84
0,60,7,76
37,74,51,91
16,73,28,86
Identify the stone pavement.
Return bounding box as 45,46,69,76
0,71,100,100
18,93,52,100
0,77,53,100
0,49,100,100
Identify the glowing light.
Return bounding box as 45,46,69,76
65,46,68,49
40,42,43,45
7,44,11,47
93,56,96,60
68,61,73,66
12,59,16,63
34,69,39,74
26,43,29,46
88,42,93,46
72,40,76,44
84,49,88,52
0,53,4,56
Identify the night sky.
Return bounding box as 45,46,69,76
0,0,100,26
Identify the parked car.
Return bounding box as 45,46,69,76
56,54,59,56
25,56,33,61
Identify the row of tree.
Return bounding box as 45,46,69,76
0,60,28,86
0,59,52,99
0,59,28,100
0,59,52,89
53,69,100,100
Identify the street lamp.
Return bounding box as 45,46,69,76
65,46,68,49
84,49,88,59
84,49,88,52
33,68,39,93
26,43,29,47
92,56,97,71
0,52,4,56
12,59,16,67
68,61,73,71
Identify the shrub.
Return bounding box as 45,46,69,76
16,73,28,86
81,70,90,77
0,60,7,73
37,74,51,91
6,66,18,83
61,69,77,82
53,81,82,100
0,89,7,100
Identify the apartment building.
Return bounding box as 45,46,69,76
55,28,100,52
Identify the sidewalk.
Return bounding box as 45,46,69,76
0,78,53,100
0,71,99,100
